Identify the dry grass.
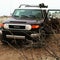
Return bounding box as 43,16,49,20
0,34,60,60
0,16,10,23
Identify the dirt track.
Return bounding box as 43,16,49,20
0,43,56,60
0,34,60,60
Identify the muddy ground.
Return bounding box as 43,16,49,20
0,34,60,60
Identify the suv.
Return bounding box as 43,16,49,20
0,3,48,45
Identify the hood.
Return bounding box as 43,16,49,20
3,17,44,24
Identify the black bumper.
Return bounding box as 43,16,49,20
2,29,39,41
2,29,34,35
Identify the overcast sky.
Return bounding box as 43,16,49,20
0,0,60,16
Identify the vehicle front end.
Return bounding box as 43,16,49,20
0,4,46,45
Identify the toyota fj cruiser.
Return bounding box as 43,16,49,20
0,3,49,45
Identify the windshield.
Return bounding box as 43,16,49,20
12,9,43,20
48,9,60,19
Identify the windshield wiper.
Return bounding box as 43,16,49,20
29,15,42,20
20,15,29,19
29,15,36,18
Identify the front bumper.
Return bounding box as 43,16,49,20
6,33,39,39
2,29,39,40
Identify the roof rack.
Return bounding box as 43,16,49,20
19,3,48,8
19,4,39,8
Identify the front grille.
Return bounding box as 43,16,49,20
9,25,25,29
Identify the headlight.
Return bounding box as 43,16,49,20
4,24,9,29
26,25,31,30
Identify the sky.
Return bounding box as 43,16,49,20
0,0,60,16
